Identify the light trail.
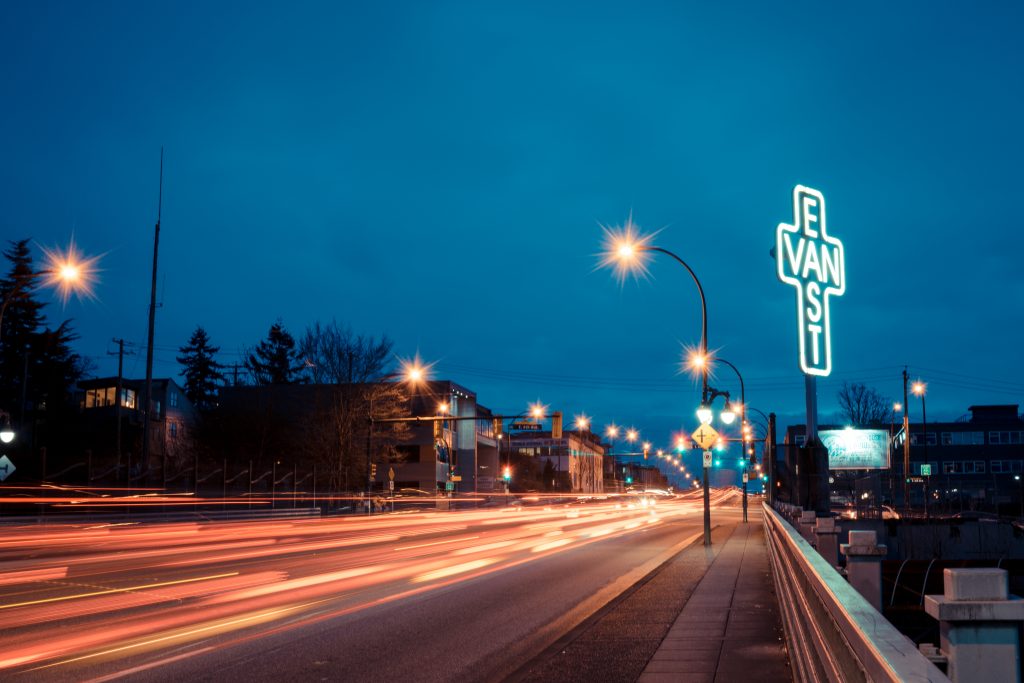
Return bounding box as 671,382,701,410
0,490,742,678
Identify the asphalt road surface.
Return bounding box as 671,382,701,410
0,490,743,682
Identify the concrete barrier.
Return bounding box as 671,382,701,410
763,502,949,682
924,568,1024,682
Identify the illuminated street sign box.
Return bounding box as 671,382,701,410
820,429,889,470
777,185,845,376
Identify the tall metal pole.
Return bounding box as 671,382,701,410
920,390,928,520
114,338,124,482
717,358,747,521
903,367,910,514
647,246,711,547
768,412,777,505
142,149,162,484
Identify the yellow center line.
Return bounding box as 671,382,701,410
0,572,240,611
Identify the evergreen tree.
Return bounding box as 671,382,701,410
246,321,302,385
177,326,224,410
0,240,45,416
0,240,87,444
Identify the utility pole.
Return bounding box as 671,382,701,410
227,363,244,386
109,338,133,481
142,149,163,484
903,367,910,514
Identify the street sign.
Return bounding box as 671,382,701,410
451,475,462,482
776,185,846,376
388,480,394,491
920,464,932,476
445,481,454,491
703,450,713,468
510,422,542,431
387,467,395,481
0,455,13,482
691,424,719,451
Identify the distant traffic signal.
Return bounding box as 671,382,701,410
370,463,377,478
493,417,502,437
503,467,511,482
552,411,563,439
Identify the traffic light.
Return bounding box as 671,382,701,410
370,463,377,478
433,420,442,439
625,476,633,484
643,442,650,459
552,411,562,439
503,466,511,481
493,417,502,437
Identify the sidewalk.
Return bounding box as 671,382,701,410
638,513,792,683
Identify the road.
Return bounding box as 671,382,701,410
0,490,742,681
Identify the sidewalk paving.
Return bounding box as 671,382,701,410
638,513,792,683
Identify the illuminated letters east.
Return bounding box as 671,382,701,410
776,185,845,376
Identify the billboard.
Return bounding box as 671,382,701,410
820,429,889,470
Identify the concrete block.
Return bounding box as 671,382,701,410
847,530,876,546
815,517,836,533
944,568,1008,601
799,511,816,524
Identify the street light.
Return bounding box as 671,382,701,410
0,412,13,444
366,358,430,511
912,380,929,519
0,241,100,341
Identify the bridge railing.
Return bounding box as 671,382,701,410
762,502,949,683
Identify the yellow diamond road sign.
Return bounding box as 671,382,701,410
691,424,719,451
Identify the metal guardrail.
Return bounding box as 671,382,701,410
762,503,949,683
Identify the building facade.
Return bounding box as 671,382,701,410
784,404,1024,514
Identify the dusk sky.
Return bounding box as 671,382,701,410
3,1,1023,449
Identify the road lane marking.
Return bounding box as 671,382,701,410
0,572,239,611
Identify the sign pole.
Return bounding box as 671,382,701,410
777,184,846,518
703,455,711,546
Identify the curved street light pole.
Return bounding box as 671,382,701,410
716,357,748,522
641,245,712,546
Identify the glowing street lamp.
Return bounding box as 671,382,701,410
0,240,101,342
0,412,13,444
912,380,929,519
601,219,709,403
367,358,431,509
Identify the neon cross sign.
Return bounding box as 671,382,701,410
776,185,845,377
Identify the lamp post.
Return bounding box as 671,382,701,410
366,358,428,513
891,402,902,510
604,223,711,545
713,357,750,521
912,381,928,519
573,415,590,493
605,424,620,489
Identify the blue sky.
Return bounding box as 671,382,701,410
3,1,1023,471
